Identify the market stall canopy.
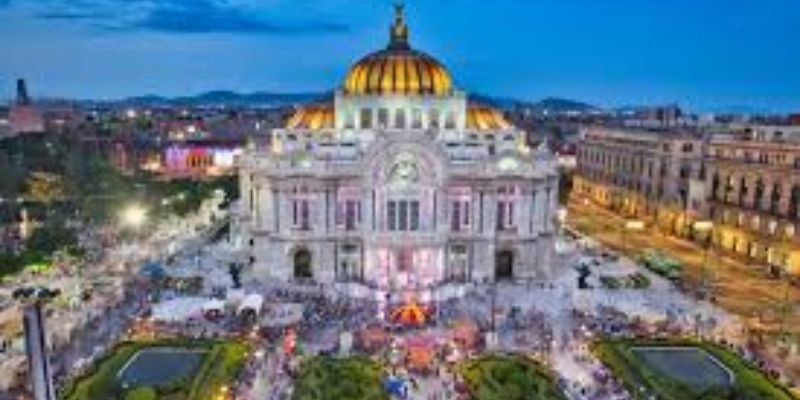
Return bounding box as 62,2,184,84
237,293,264,315
202,298,225,313
391,302,429,326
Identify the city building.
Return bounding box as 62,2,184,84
573,127,706,235
574,124,800,276
235,6,559,288
8,79,45,136
705,125,800,275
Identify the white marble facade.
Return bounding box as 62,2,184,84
234,6,559,290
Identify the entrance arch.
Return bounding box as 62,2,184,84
495,249,514,281
293,248,313,280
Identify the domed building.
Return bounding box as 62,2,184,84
236,5,559,290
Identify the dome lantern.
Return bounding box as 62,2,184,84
389,2,410,50
342,4,453,96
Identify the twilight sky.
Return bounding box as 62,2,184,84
1,0,799,112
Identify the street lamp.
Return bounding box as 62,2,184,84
120,204,147,230
692,220,714,301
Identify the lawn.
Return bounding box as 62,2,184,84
60,338,248,400
593,338,796,400
458,354,567,400
292,355,388,400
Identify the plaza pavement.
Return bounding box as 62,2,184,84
566,200,800,382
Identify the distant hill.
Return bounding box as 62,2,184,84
469,94,598,113
120,90,329,108
37,89,597,112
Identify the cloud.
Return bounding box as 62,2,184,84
27,0,349,35
130,0,349,34
37,11,111,21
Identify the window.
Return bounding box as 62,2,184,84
411,108,423,129
387,201,397,231
679,165,691,179
360,108,372,129
496,186,517,231
395,109,406,129
771,183,782,214
444,111,456,129
428,108,440,129
387,200,420,231
291,187,311,231
450,200,471,232
789,185,800,220
410,201,420,231
378,108,389,128
449,245,468,281
337,199,361,231
682,143,694,153
344,111,354,129
754,178,765,210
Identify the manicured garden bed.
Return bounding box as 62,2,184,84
61,338,248,400
458,354,567,400
292,355,388,400
600,272,651,289
593,338,796,400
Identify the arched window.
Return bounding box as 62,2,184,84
738,176,747,205
789,185,800,220
754,178,764,210
293,248,312,280
771,182,782,214
494,249,514,281
711,172,720,200
724,175,734,203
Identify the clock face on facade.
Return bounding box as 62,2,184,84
497,157,520,172
389,153,419,185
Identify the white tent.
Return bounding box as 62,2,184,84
237,294,264,316
202,299,225,314
226,289,246,307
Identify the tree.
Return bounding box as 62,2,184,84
26,219,79,255
24,171,65,204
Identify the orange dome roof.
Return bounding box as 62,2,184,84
342,4,452,96
466,103,511,131
285,103,334,130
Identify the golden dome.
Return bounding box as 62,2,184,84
467,103,511,131
286,103,334,130
342,4,452,96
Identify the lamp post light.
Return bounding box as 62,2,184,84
692,220,714,301
13,286,61,400
119,204,147,239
